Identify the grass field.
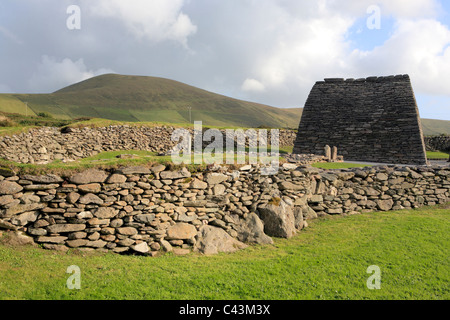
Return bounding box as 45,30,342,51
312,162,371,169
427,151,449,159
0,205,448,300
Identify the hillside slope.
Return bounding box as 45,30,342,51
0,74,302,129
0,73,448,133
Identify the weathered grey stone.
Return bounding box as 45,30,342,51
94,207,118,219
117,238,135,247
27,228,47,236
1,203,45,218
115,166,151,175
327,208,343,215
324,145,331,160
234,212,273,245
117,227,138,236
0,195,15,206
0,219,18,230
309,195,323,203
293,207,305,229
19,194,40,204
21,174,63,184
78,183,102,193
166,223,197,240
258,200,296,238
376,173,389,181
11,211,39,226
131,242,150,254
106,174,127,184
376,199,394,211
69,169,109,184
160,239,173,252
159,167,191,180
213,184,226,195
79,193,104,205
0,181,23,195
184,200,207,207
66,239,89,248
67,192,81,204
47,224,86,233
1,231,36,246
150,164,166,173
85,240,107,248
134,214,156,224
204,173,228,185
190,179,208,189
36,236,68,244
194,225,247,255
279,181,304,191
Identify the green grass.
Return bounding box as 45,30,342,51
0,205,448,300
0,74,303,129
427,151,449,159
312,162,371,169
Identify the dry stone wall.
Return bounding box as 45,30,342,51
424,136,450,152
0,164,448,255
293,75,428,165
0,126,297,164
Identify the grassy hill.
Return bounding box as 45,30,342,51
420,119,450,136
0,73,448,134
0,74,302,129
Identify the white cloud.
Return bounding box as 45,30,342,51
233,0,450,109
350,19,450,96
28,56,114,93
236,1,355,105
88,0,197,47
241,78,265,92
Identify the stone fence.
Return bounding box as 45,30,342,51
424,135,450,152
0,126,297,164
0,164,448,255
0,125,448,165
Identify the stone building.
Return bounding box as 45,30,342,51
293,75,428,165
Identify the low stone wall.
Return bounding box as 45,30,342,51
0,164,448,255
0,126,297,164
424,135,450,152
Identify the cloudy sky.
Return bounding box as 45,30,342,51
0,0,449,120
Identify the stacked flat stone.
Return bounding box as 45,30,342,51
293,75,428,165
0,164,448,255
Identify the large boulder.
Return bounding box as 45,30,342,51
233,212,273,245
257,200,296,238
194,225,247,255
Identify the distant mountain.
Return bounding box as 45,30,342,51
420,119,450,136
0,74,448,135
0,74,302,129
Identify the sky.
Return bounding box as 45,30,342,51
0,0,449,120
